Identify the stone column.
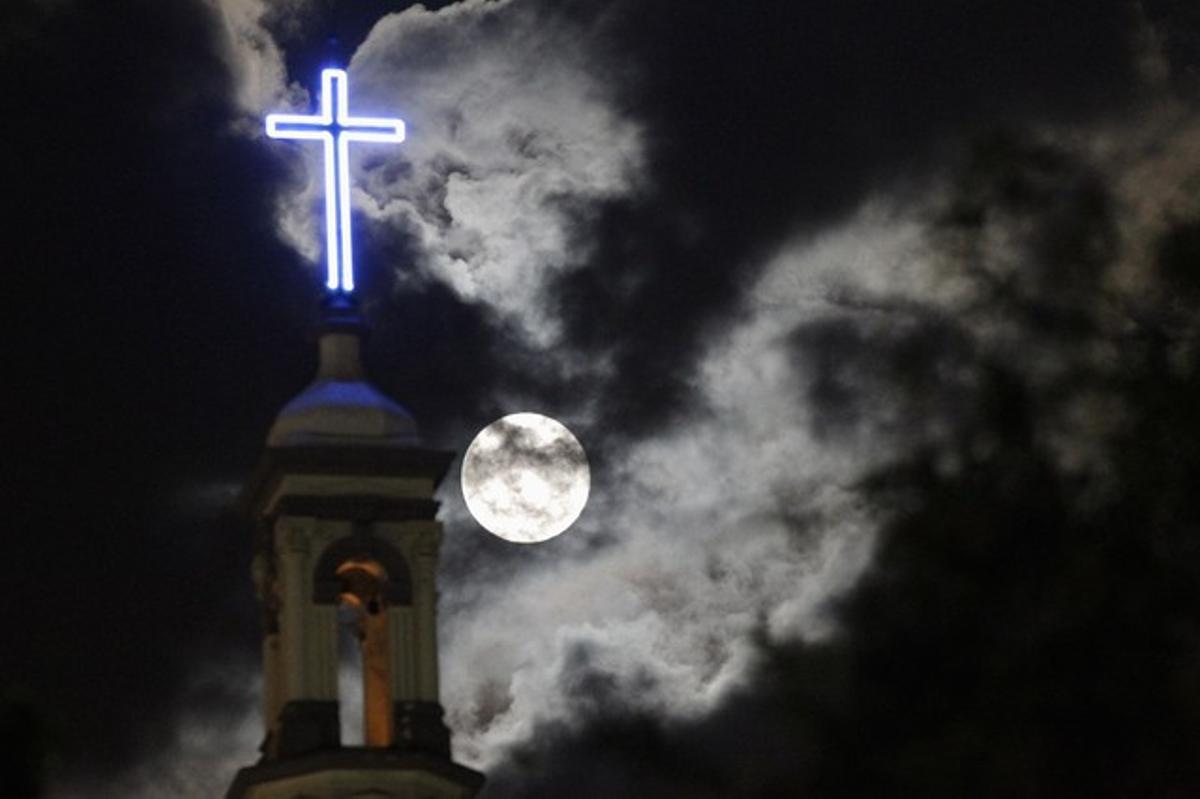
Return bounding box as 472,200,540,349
388,607,417,701
279,522,310,701
273,520,340,756
413,533,440,701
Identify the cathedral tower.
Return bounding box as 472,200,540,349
226,298,483,798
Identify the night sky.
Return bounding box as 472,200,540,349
5,0,1200,796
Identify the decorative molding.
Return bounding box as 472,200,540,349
274,494,440,522
241,445,455,519
284,526,312,554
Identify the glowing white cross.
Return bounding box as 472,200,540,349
265,68,405,293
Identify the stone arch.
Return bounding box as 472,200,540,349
312,535,412,606
313,535,411,749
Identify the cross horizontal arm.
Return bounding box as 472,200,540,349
339,117,406,142
266,116,332,139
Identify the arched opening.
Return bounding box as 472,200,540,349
336,558,393,747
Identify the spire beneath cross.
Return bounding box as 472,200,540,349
266,69,405,293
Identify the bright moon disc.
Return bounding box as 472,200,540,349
461,413,590,543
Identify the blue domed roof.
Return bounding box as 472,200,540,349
266,327,420,448
267,378,420,447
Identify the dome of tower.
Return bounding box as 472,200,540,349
267,378,420,447
266,315,420,448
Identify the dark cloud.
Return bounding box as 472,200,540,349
544,0,1145,436
1143,0,1200,86
488,126,1200,797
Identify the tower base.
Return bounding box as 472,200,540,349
226,748,484,799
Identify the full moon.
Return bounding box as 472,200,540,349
461,412,590,544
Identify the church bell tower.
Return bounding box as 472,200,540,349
226,297,483,798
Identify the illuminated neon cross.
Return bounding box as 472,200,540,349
265,68,405,293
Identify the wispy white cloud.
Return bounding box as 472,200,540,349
438,203,923,767
345,0,643,347
209,0,302,119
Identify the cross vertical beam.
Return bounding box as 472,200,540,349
266,69,406,293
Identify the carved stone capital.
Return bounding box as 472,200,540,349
284,525,312,554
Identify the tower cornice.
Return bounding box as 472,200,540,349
241,445,456,521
